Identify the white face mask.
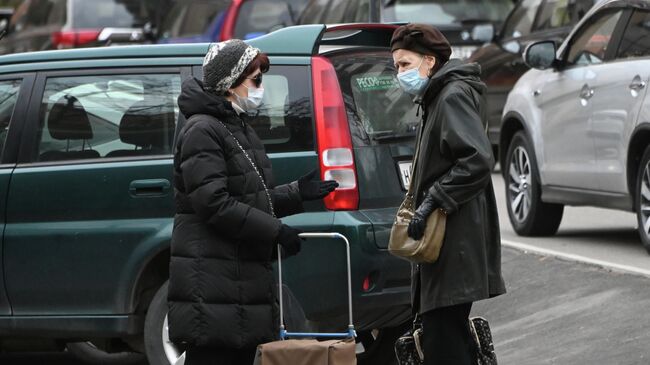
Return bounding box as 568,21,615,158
234,85,264,112
397,57,429,96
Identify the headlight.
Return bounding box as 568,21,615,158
451,46,479,60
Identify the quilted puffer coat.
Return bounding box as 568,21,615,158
168,77,303,349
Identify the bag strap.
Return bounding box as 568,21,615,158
407,121,425,196
187,114,276,218
216,120,276,218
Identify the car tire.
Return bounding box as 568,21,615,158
636,145,650,254
357,321,411,365
66,341,145,365
505,131,564,236
144,281,184,365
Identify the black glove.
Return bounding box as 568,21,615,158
277,224,303,257
407,193,438,240
298,169,339,201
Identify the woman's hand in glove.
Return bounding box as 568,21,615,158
407,193,438,240
277,224,303,257
298,169,339,201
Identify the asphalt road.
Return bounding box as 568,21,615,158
3,172,649,364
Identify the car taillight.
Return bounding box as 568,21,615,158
220,0,244,41
311,56,359,211
51,29,101,49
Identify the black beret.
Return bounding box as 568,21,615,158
391,24,452,64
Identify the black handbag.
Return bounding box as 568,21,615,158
394,317,424,365
394,316,498,365
469,317,498,365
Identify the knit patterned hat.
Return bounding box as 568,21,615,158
202,39,261,95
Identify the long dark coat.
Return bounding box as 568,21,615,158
410,60,506,314
168,78,303,349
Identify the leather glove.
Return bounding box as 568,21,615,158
407,193,438,240
277,224,303,257
298,169,339,201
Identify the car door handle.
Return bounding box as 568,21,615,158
629,78,646,91
579,84,594,100
129,179,171,197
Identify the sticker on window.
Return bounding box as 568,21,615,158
354,75,400,92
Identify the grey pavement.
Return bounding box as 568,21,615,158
473,246,650,365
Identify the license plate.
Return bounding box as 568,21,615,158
398,161,413,190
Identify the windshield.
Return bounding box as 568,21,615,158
382,0,514,25
72,0,154,28
159,0,229,39
234,0,304,39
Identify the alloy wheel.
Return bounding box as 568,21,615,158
162,314,184,365
509,146,532,223
641,160,650,240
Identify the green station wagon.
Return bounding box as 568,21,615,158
0,24,419,364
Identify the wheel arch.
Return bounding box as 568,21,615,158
128,246,170,315
500,111,532,175
627,124,650,205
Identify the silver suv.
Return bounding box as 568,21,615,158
500,0,650,252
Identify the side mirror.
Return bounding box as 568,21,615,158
0,8,13,36
97,28,145,45
472,24,495,43
523,41,557,70
502,40,521,54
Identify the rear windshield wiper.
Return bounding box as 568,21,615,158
371,132,416,142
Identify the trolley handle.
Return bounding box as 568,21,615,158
278,232,356,340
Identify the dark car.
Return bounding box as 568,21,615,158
0,0,165,55
469,0,597,158
298,0,515,59
157,0,309,43
0,24,417,365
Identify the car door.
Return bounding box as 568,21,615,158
537,8,625,189
0,75,32,316
591,9,650,194
479,0,542,143
3,67,188,315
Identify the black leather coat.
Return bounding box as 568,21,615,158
410,60,506,313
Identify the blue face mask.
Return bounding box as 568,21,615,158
397,57,429,96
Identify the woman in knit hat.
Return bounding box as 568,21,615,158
391,24,506,364
167,39,338,364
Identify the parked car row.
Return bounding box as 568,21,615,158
0,23,417,365
500,0,650,252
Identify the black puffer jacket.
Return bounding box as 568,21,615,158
168,77,303,349
410,60,506,313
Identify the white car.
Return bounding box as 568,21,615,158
500,0,650,252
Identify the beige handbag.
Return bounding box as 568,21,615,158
389,126,446,263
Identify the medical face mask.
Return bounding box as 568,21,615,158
397,57,429,96
234,85,264,112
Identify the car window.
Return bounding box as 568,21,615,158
298,0,330,24
23,0,65,28
348,0,371,23
72,0,152,28
501,0,542,39
0,80,22,161
566,9,623,66
616,10,650,60
382,0,514,25
330,52,419,147
159,0,229,39
323,0,348,23
233,0,296,39
34,74,181,163
533,0,593,32
195,65,314,153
